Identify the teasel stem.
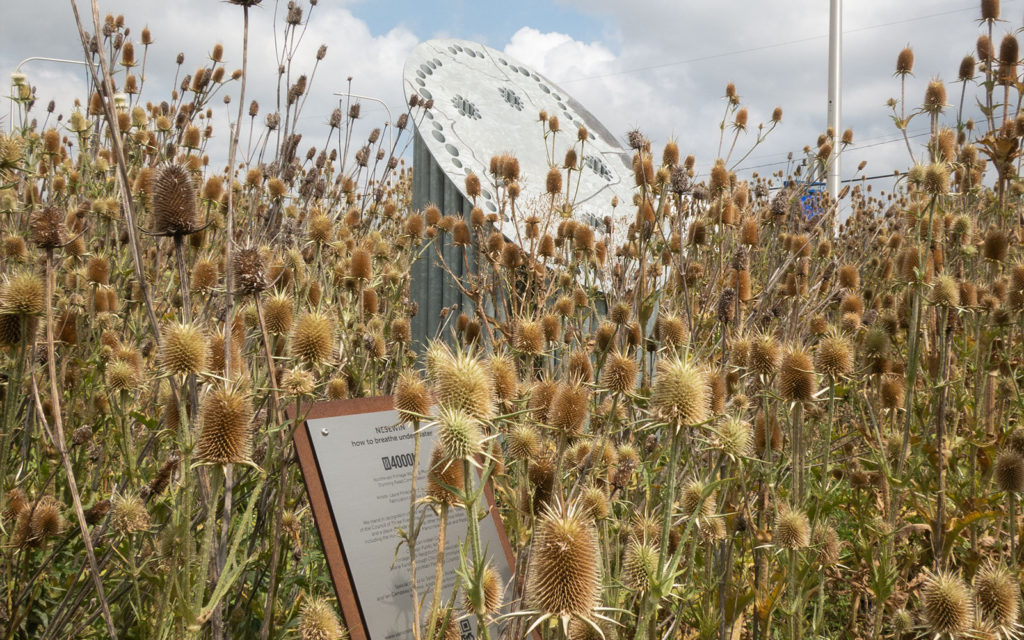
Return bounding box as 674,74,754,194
660,422,683,565
792,401,804,505
173,235,199,422
408,419,423,640
427,502,450,640
42,248,119,639
69,0,161,348
933,307,951,569
821,377,837,487
788,548,800,640
460,456,490,640
223,2,250,387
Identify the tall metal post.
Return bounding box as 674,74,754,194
827,0,842,212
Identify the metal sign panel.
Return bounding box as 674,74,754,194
294,397,515,640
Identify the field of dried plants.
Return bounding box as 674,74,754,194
3,1,1024,639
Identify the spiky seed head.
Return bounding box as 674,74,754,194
298,597,348,640
394,371,431,423
489,353,518,402
425,609,460,640
715,415,752,457
29,497,64,542
622,537,658,592
1,271,44,316
931,275,960,307
681,479,717,518
465,564,503,615
982,0,1000,20
699,517,727,542
106,359,141,391
190,257,218,292
581,486,609,520
152,164,198,234
774,506,810,549
567,617,617,640
326,377,349,401
436,407,482,460
567,350,594,384
1007,428,1024,457
515,320,545,355
815,331,853,379
994,449,1024,493
110,493,150,535
779,347,816,401
234,247,267,294
263,291,294,334
195,386,253,465
30,206,65,249
812,523,841,565
526,501,602,617
920,570,973,636
159,322,208,375
651,356,711,425
426,442,464,504
432,348,495,420
601,351,638,394
548,382,590,436
974,563,1019,630
880,374,905,410
281,368,316,396
984,227,1010,262
507,424,541,461
659,314,688,346
291,312,335,364
896,47,914,75
749,333,781,377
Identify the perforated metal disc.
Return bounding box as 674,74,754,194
403,39,636,249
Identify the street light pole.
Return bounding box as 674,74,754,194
827,0,842,215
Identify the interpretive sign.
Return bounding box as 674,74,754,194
293,397,516,640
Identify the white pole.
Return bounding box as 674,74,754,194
827,0,842,214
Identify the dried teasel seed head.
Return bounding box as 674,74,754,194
110,493,150,535
715,415,752,457
464,564,503,615
233,246,267,295
507,423,541,461
920,570,973,637
973,563,1019,631
291,311,335,364
812,523,841,565
622,537,658,592
431,345,495,420
298,596,348,640
489,353,519,402
525,500,601,617
152,164,198,234
159,322,208,375
895,47,914,75
195,386,253,464
601,350,638,394
815,330,853,379
263,291,294,335
773,506,810,549
548,382,590,436
1,271,44,316
651,356,711,425
681,479,716,518
426,440,464,504
30,206,65,249
394,371,431,424
779,347,815,401
982,0,1000,20
749,332,781,377
994,449,1024,493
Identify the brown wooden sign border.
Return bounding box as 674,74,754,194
292,396,519,640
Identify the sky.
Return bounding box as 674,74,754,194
2,0,1021,194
